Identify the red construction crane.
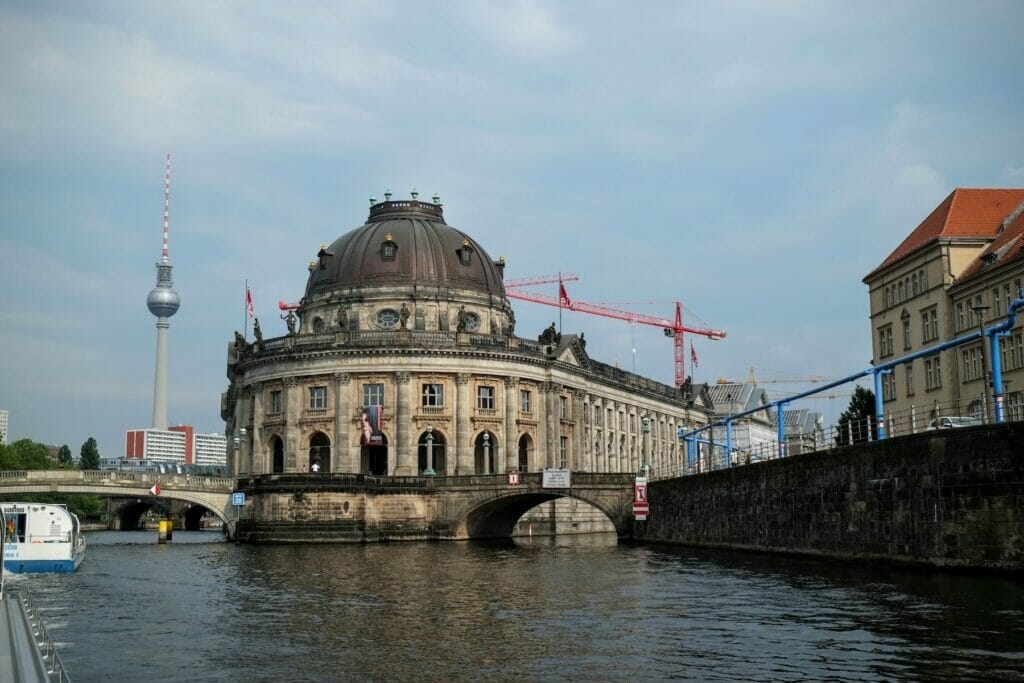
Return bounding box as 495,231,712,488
505,273,580,288
505,278,725,387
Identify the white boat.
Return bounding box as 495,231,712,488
2,502,86,573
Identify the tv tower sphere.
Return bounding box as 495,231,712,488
147,271,181,318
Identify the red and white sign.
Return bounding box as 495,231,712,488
150,484,161,496
507,470,520,485
633,477,648,519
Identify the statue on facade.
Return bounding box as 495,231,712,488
253,317,263,344
578,332,586,349
400,303,410,329
234,330,247,350
456,305,469,332
282,309,297,335
539,322,560,345
335,307,348,331
507,309,516,335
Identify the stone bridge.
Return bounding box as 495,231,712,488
0,470,235,532
0,470,639,543
236,471,638,543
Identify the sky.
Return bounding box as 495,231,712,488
1,1,1023,458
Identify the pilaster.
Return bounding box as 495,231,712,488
455,373,472,474
394,372,413,475
333,372,351,473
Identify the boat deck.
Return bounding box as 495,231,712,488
0,591,69,682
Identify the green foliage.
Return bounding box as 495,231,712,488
835,386,877,446
79,437,101,470
58,444,73,466
0,493,105,522
0,439,54,470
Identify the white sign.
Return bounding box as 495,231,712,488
232,492,246,506
149,484,161,496
542,469,571,488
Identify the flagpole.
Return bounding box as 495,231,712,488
690,342,694,380
244,279,249,340
558,272,563,333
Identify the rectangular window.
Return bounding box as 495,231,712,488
994,288,1002,318
905,363,914,396
882,373,895,402
956,302,964,332
269,389,283,414
421,383,444,408
559,436,568,469
520,389,532,413
902,318,911,350
1006,284,1013,312
363,383,384,406
309,386,327,410
925,355,942,390
921,307,938,342
594,405,601,425
477,385,495,410
559,396,569,419
878,325,893,357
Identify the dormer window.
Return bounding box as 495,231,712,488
457,239,473,266
317,245,333,269
381,233,398,261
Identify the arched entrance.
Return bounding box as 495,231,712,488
474,430,497,474
271,435,285,473
417,428,448,475
309,432,331,472
361,434,389,475
517,434,532,472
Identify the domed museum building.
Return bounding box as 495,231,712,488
223,196,714,480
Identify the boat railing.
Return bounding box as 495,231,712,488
11,591,71,682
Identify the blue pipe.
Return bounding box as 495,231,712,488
986,290,1024,423
775,402,786,457
726,420,734,466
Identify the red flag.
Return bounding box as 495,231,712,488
691,343,699,367
246,286,254,319
558,282,571,308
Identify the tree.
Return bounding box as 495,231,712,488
835,386,877,446
58,444,73,467
79,437,101,470
0,439,52,470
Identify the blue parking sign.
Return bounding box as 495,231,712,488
232,492,245,506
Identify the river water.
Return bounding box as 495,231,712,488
8,531,1024,681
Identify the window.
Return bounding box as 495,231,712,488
920,268,927,291
380,233,397,261
905,363,914,396
898,281,905,301
878,325,893,357
961,348,982,382
270,389,283,414
309,386,327,410
1006,284,1013,312
363,383,384,406
884,287,891,308
457,240,473,266
922,307,939,342
559,436,568,469
1008,392,1024,422
994,288,1002,317
912,273,918,295
422,383,444,408
925,355,942,390
477,385,495,410
902,317,911,350
462,312,480,332
376,309,400,329
594,405,602,426
520,389,532,413
1002,331,1024,371
559,396,569,419
882,373,895,402
956,302,964,332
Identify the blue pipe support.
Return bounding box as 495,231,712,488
725,421,734,466
775,402,787,457
872,368,892,440
985,290,1024,423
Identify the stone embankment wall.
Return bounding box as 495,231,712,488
635,423,1024,572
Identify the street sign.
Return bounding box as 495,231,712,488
507,471,520,485
232,492,246,506
149,484,161,496
633,476,648,519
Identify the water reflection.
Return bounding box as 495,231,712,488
20,532,1024,681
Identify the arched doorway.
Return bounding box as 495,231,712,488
474,430,498,474
417,428,448,475
361,434,389,475
271,435,285,473
517,434,532,472
309,432,331,472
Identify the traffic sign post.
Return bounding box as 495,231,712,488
633,476,649,520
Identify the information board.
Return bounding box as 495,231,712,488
542,469,571,488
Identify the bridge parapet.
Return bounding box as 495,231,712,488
0,470,234,492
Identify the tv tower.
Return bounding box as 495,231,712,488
146,153,180,430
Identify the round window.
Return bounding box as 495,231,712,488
376,308,401,329
463,312,480,332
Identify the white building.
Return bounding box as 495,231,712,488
0,409,7,445
194,432,229,467
122,425,227,469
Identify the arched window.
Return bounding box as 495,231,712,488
912,273,918,295
898,281,905,301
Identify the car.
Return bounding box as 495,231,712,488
927,416,983,429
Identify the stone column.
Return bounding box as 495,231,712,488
545,383,561,469
395,372,413,475
455,373,472,474
504,377,518,472
573,390,586,471
333,372,351,473
285,378,300,472
251,383,264,474
231,393,243,476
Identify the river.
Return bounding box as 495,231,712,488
9,531,1024,681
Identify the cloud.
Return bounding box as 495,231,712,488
456,0,577,58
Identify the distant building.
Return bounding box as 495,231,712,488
122,425,226,469
782,408,824,455
864,188,1024,431
706,382,776,463
0,409,7,445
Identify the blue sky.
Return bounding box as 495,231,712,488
1,1,1022,457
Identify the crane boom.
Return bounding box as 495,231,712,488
505,281,725,387
505,273,580,288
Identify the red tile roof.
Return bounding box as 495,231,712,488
955,201,1024,285
865,188,1024,280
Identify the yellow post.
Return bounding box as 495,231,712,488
158,520,169,544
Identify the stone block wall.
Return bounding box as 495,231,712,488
636,423,1024,571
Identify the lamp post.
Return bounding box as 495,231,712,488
422,424,435,476
482,431,491,475
972,304,990,422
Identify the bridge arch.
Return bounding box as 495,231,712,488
451,489,631,540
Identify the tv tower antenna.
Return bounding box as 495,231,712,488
146,153,181,430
